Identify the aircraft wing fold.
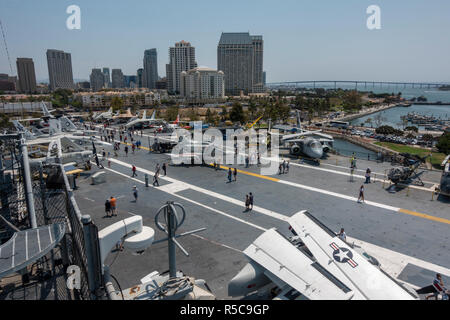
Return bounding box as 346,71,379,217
244,228,354,300
288,211,416,300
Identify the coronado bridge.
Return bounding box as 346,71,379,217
266,80,449,90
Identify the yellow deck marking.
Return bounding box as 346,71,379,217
117,140,447,226
120,141,151,151
398,209,450,225
210,164,280,182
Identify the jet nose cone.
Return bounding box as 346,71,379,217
313,148,323,159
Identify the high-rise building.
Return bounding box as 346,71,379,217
0,73,16,91
143,49,158,89
103,68,111,88
124,75,137,88
46,49,75,91
16,58,37,93
180,67,224,100
137,68,144,88
217,32,264,96
90,68,104,91
156,77,167,90
111,69,124,88
263,71,266,87
166,41,197,94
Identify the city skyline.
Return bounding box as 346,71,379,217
1,0,450,83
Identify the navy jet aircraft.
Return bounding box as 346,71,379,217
228,211,418,300
269,111,334,160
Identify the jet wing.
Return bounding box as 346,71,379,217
288,211,417,300
60,137,84,153
280,131,322,141
244,228,354,300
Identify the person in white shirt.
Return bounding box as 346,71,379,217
337,228,347,242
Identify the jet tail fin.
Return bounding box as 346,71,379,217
48,119,62,136
296,110,302,130
142,110,147,120
12,120,35,140
150,110,156,120
59,116,77,131
41,102,51,117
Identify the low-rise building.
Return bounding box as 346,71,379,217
180,67,225,102
73,89,168,109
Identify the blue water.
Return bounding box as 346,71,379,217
332,138,378,160
349,104,450,129
296,83,450,103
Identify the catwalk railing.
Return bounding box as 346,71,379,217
0,140,96,300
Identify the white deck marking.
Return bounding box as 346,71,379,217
101,165,266,232
103,158,450,281
109,158,289,222
191,234,242,254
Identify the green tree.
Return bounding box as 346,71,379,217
436,132,450,154
248,100,257,119
166,106,179,121
229,102,246,123
187,108,199,121
110,96,124,112
405,126,418,132
0,113,12,129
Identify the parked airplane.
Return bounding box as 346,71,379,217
110,108,136,124
228,210,418,300
270,111,334,160
93,107,113,121
125,110,167,129
167,115,191,130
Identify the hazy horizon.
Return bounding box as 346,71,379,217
1,0,450,83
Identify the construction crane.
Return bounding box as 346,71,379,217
0,18,14,75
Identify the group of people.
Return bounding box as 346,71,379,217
245,193,254,212
131,163,167,187
227,167,238,183
104,196,117,217
278,160,290,175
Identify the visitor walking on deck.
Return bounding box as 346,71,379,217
227,168,232,183
110,196,117,216
357,185,365,203
337,228,347,242
105,199,111,217
233,168,237,182
245,194,250,212
153,172,160,186
162,163,167,176
132,186,138,202
132,165,138,177
249,193,254,210
365,168,371,184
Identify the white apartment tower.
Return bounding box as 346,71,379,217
166,41,197,94
180,67,225,100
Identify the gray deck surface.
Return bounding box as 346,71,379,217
73,128,450,299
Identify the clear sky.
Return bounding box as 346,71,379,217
1,0,450,83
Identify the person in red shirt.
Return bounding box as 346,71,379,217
109,196,117,216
